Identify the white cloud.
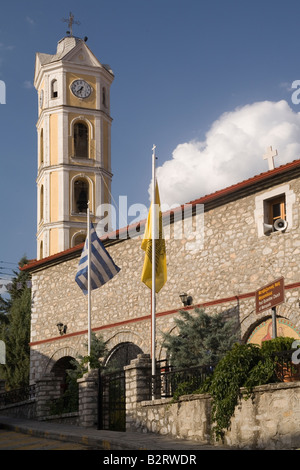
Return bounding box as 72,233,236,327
23,80,34,89
0,43,14,51
154,100,300,206
26,16,35,25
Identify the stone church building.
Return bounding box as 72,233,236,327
23,34,300,388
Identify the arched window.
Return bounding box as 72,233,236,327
40,129,44,164
73,232,86,246
39,240,43,259
74,122,88,159
102,87,107,107
51,79,58,98
74,178,89,213
40,185,44,221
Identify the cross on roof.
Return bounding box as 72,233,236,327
62,12,80,37
263,146,278,171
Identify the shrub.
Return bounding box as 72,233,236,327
163,309,237,369
198,337,298,441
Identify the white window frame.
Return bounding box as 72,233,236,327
254,184,295,237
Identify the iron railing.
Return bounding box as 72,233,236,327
272,349,300,382
152,361,215,399
0,384,36,407
98,369,126,432
152,350,300,399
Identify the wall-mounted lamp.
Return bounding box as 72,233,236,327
179,292,193,307
57,322,67,335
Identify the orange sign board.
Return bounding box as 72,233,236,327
255,277,285,314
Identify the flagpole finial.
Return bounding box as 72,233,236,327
152,145,157,159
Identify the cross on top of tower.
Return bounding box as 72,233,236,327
62,12,80,37
263,146,278,171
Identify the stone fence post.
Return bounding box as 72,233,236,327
35,375,61,420
124,354,152,432
77,369,98,427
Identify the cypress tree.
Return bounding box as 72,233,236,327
0,256,31,389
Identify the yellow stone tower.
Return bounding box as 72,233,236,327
34,29,114,259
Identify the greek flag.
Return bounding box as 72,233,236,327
75,223,120,295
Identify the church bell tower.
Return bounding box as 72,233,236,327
34,25,114,259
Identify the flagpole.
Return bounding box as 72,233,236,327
87,202,91,371
151,145,156,395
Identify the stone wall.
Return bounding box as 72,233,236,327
0,370,97,427
28,173,300,382
124,355,300,449
128,383,300,449
0,400,36,420
2,357,300,449
77,369,98,427
35,375,61,419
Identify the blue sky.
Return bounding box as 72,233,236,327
1,0,300,285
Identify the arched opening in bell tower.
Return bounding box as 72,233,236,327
40,185,44,221
73,178,89,214
74,122,88,159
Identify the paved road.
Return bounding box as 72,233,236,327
0,428,90,450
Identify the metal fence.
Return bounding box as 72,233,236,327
152,361,215,399
272,349,300,382
153,349,300,399
98,369,126,432
0,384,36,407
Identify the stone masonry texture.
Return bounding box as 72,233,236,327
28,171,300,382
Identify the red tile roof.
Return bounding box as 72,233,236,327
187,158,300,206
21,158,300,272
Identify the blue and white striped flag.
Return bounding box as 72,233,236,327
75,223,120,295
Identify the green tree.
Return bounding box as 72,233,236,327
162,308,238,369
67,331,108,382
0,295,9,325
0,256,31,389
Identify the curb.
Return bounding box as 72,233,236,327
0,416,217,451
0,419,144,450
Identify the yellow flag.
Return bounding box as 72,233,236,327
141,183,167,293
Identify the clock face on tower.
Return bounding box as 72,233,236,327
70,79,92,98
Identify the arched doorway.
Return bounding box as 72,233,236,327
50,356,79,414
51,356,77,393
105,342,144,371
99,342,144,432
247,317,300,346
